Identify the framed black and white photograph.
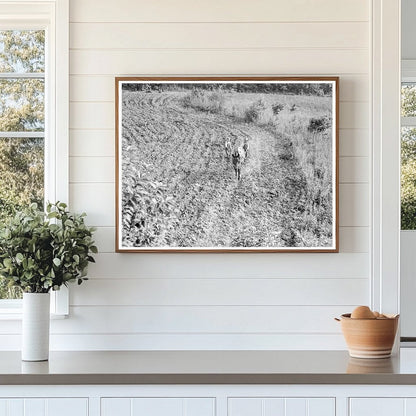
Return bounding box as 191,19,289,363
115,77,339,252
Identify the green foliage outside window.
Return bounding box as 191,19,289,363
401,85,416,230
0,30,45,299
401,128,416,229
402,84,416,118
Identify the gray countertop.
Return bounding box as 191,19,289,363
2,349,416,385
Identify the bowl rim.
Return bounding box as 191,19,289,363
340,313,400,320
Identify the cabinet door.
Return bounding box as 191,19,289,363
228,398,335,416
350,398,416,416
0,398,88,416
101,398,215,416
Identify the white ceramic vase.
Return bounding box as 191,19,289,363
22,292,50,361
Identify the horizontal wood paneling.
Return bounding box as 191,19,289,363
339,102,368,129
92,226,369,254
70,157,114,183
70,75,369,103
69,102,368,130
70,49,368,76
70,22,368,50
339,157,369,183
86,253,369,279
339,227,369,253
70,0,369,23
70,278,368,306
338,129,369,157
70,103,114,129
0,333,347,350
59,306,354,334
339,184,369,227
70,76,114,102
69,130,114,157
69,183,114,226
91,227,115,253
61,0,372,351
0,305,356,335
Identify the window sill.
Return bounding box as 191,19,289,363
0,287,69,318
0,312,68,320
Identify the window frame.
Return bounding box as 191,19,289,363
401,62,416,235
371,0,401,321
399,60,416,341
400,64,416,227
401,61,416,127
0,0,69,317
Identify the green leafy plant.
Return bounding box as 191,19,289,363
0,202,97,293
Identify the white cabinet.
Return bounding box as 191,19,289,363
349,398,416,416
101,398,215,416
0,398,88,416
228,398,335,416
5,385,416,416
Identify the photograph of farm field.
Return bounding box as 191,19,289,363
117,79,337,251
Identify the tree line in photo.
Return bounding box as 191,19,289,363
122,82,333,97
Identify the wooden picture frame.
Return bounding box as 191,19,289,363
115,77,339,253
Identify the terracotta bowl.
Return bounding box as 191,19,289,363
337,313,399,359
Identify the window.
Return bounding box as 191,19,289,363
0,29,45,299
401,80,416,229
400,62,416,340
0,0,69,314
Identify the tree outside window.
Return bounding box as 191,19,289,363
0,30,45,299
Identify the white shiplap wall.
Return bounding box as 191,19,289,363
56,0,371,350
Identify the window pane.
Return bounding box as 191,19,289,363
0,137,44,217
0,284,22,300
0,137,44,300
0,30,45,73
402,83,416,117
0,78,44,131
401,127,416,230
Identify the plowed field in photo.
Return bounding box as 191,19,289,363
120,89,333,249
